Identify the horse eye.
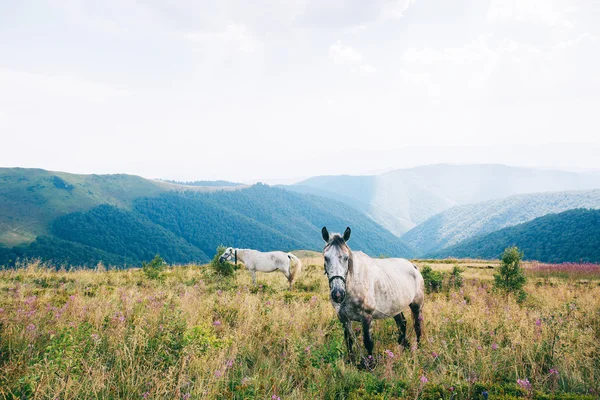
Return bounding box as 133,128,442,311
343,255,349,261
324,256,329,263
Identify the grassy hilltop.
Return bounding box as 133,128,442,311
0,256,598,399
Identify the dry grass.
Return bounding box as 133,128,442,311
0,258,599,399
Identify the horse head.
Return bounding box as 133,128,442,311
322,226,352,304
219,247,235,263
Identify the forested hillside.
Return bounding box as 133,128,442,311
428,209,600,263
402,189,600,256
0,178,414,267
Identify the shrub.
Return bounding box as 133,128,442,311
494,246,527,303
142,255,166,280
421,265,444,293
449,265,464,289
211,246,235,277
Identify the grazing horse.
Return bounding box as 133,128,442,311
322,227,425,366
219,247,302,289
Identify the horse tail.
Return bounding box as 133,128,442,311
287,253,302,284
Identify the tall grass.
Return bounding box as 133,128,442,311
0,259,598,399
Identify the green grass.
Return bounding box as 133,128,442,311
0,259,598,399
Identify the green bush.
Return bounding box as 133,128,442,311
449,265,464,289
142,255,166,280
421,265,444,293
211,246,236,277
494,246,527,303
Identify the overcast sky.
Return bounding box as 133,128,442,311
1,0,599,183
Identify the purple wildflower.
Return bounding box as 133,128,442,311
142,392,150,399
420,375,428,383
517,378,531,391
535,319,542,327
549,369,559,376
271,395,280,400
213,320,222,326
491,343,498,350
215,370,222,378
26,324,36,331
431,351,439,358
385,349,395,358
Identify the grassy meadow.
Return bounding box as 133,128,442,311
1,254,599,399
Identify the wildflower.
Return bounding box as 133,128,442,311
217,290,222,296
213,320,222,326
517,378,531,391
420,376,428,383
241,377,250,385
26,324,36,331
91,333,100,340
535,319,542,326
491,343,498,350
142,392,150,399
182,394,191,400
482,391,489,399
215,370,222,378
271,395,280,400
549,369,558,376
305,346,311,352
266,301,272,306
431,351,438,358
385,349,395,358
448,387,454,392
0,308,3,313
226,359,234,368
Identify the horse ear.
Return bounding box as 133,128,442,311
343,227,351,242
322,227,330,242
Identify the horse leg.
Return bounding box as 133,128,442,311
361,316,375,369
340,317,355,362
394,312,410,349
249,269,257,286
410,302,423,345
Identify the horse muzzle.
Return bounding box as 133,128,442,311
330,288,346,304
219,256,226,263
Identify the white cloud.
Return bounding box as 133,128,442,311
184,24,258,53
329,41,363,64
0,68,128,103
359,64,378,74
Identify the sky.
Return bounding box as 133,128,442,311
1,0,599,183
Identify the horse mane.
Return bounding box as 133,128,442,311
325,234,354,272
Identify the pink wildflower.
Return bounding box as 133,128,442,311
491,343,498,350
535,319,542,327
420,375,428,383
431,351,439,358
215,370,222,378
26,324,36,331
385,349,395,358
517,378,531,391
213,320,222,326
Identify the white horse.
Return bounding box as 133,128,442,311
322,227,425,367
219,247,302,289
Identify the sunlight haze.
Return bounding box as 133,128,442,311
1,0,599,182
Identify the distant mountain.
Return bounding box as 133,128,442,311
402,189,600,256
289,164,600,236
428,209,600,263
161,179,244,187
0,169,413,267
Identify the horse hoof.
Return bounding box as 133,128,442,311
358,356,376,371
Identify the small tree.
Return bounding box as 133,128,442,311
421,265,444,293
449,265,464,289
494,246,527,303
211,246,235,277
142,255,166,280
